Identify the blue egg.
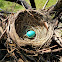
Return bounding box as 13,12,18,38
26,30,35,38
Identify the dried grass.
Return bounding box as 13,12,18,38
8,10,53,47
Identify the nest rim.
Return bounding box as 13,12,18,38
8,10,53,47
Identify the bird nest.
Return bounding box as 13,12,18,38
8,10,53,48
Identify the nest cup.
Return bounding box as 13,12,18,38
8,10,53,47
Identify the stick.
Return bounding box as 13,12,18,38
0,29,7,40
48,0,62,15
42,0,49,10
16,0,32,9
53,32,62,47
38,48,62,54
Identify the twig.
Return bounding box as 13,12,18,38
0,16,11,40
24,54,36,62
53,33,62,47
15,49,28,62
56,27,62,29
1,53,9,61
0,29,7,40
0,27,3,34
14,45,58,55
49,45,58,49
21,48,36,54
1,49,16,62
48,0,62,15
52,48,62,52
1,47,16,61
38,48,62,54
37,45,62,54
42,0,49,10
38,45,58,52
16,0,32,9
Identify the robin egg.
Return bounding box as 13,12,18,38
26,30,36,38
